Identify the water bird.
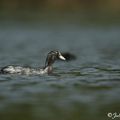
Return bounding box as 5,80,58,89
0,51,66,75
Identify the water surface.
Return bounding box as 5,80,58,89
0,21,120,120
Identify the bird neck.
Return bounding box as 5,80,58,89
44,65,53,74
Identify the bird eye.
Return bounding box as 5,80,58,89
55,51,58,54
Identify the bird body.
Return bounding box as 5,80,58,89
0,51,65,75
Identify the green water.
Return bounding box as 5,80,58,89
0,18,120,120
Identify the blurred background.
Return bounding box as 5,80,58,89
0,0,120,24
0,0,120,120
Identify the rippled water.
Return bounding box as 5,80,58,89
0,21,120,120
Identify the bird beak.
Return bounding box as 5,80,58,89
59,53,66,60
